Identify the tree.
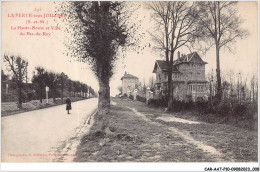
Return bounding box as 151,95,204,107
250,73,257,103
46,71,59,102
32,67,48,103
60,1,134,132
195,2,247,102
3,54,28,108
1,70,8,81
82,83,88,97
67,79,73,97
148,2,199,110
58,72,68,102
148,76,155,92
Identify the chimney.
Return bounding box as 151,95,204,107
177,51,180,59
125,71,127,75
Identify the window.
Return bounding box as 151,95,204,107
190,72,193,78
197,73,201,78
193,85,196,91
189,85,192,91
197,85,203,92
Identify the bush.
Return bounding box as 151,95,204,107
147,98,168,108
233,103,248,117
129,95,134,100
172,100,195,112
196,99,209,113
215,101,231,116
136,95,146,103
123,93,128,98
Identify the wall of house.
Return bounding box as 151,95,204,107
154,58,208,102
173,62,208,101
155,68,168,84
122,78,138,96
177,62,206,81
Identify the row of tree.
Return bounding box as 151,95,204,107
208,70,258,104
32,66,95,103
2,54,95,108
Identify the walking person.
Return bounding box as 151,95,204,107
66,97,72,114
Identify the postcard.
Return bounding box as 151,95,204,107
1,1,258,171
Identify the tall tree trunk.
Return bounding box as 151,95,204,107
216,44,222,102
167,28,175,110
97,76,110,131
167,63,173,110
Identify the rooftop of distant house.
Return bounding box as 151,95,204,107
121,72,138,80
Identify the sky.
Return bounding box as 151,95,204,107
1,1,258,96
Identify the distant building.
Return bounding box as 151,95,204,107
152,52,208,102
121,72,138,96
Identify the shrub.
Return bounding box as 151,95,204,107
195,99,209,113
233,103,248,117
215,101,231,117
136,95,146,102
147,99,160,107
129,95,134,100
172,100,195,112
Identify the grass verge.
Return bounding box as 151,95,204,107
74,98,257,162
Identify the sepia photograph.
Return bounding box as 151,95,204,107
1,1,259,171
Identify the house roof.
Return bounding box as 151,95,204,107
174,52,207,65
153,52,207,73
121,73,138,80
152,60,182,73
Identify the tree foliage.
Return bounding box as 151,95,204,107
58,1,137,78
3,54,28,108
32,67,48,103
